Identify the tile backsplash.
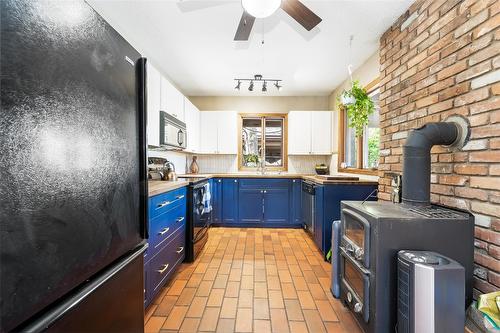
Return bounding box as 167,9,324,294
288,155,331,174
185,154,332,174
193,155,238,173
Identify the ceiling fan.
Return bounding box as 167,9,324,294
234,0,322,41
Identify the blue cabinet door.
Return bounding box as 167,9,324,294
211,178,222,223
263,188,290,224
222,178,239,223
292,179,302,225
239,189,263,223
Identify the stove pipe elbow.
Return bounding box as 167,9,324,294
402,118,469,206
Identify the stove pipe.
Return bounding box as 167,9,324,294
402,117,469,206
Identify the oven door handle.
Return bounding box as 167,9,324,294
340,247,370,275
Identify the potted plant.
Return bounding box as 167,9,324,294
338,80,375,137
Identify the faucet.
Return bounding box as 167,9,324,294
258,160,266,175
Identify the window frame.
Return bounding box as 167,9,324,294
238,113,288,172
337,78,380,176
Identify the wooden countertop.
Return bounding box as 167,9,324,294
178,173,379,185
148,180,190,197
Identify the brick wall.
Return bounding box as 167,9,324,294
378,0,499,296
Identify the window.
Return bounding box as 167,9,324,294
238,114,288,171
338,79,380,175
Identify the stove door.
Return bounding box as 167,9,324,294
340,249,370,323
341,208,371,268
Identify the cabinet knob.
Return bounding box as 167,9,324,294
354,303,363,313
218,180,221,183
234,179,238,183
263,190,267,193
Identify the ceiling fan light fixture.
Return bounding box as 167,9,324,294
242,0,282,19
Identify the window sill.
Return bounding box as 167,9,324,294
337,167,378,176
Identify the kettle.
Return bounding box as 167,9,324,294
165,161,177,181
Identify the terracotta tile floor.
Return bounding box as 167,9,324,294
145,228,362,333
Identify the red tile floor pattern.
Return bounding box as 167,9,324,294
144,228,362,333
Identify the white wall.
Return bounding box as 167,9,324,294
189,96,330,113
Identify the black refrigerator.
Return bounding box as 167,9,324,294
0,1,148,332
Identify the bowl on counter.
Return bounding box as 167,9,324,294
315,164,329,175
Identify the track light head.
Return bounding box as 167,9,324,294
262,81,267,92
248,80,254,91
234,80,241,91
274,81,282,91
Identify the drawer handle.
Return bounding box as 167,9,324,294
157,200,171,208
157,264,169,274
156,195,185,209
176,246,184,254
158,227,170,235
177,217,185,223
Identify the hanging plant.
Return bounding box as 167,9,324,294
338,80,375,137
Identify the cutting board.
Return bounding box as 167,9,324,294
315,175,360,181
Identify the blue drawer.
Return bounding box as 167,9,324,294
150,203,186,252
149,187,187,219
149,227,186,296
239,178,291,189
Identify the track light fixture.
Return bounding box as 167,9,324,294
234,74,283,93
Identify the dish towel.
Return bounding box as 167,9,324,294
202,182,212,213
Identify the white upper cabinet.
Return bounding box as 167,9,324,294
311,111,332,154
184,97,200,153
146,62,161,147
200,111,237,154
200,112,219,154
288,111,312,155
288,111,333,155
161,77,185,121
217,111,237,154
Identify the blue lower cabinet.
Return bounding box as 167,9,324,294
263,188,289,224
314,185,325,252
292,179,302,225
145,187,187,308
149,226,186,299
211,178,222,223
222,179,239,223
239,188,263,223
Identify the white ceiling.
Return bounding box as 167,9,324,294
88,0,412,96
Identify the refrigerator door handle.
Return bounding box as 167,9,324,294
137,57,148,240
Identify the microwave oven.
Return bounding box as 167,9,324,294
159,111,186,149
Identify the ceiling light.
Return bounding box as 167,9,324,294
274,81,282,91
241,0,282,19
234,75,282,93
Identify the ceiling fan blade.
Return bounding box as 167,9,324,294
234,11,255,41
281,0,322,31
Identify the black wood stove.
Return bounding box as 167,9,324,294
338,118,474,333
